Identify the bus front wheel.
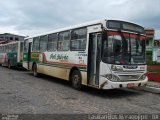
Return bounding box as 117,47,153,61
33,64,38,77
71,70,82,90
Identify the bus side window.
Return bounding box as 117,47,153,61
32,37,40,52
12,44,14,52
71,28,87,51
40,35,48,52
8,44,12,52
24,40,29,52
58,31,70,51
48,34,57,51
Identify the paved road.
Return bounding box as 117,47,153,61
0,66,160,114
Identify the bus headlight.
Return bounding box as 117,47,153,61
139,74,146,80
111,65,123,71
104,74,120,82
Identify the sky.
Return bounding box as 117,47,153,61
0,0,160,38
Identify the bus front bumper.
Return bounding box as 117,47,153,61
100,77,148,89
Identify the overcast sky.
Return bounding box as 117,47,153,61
0,0,160,38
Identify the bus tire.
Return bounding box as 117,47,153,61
8,60,11,69
71,70,82,90
33,64,38,77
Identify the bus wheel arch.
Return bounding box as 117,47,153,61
32,62,38,77
69,67,82,90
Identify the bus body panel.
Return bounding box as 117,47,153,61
0,53,7,65
28,50,88,85
17,41,23,63
23,52,28,62
7,52,18,66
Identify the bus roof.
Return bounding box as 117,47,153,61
25,19,144,39
0,41,20,46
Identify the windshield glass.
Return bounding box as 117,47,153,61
102,31,146,65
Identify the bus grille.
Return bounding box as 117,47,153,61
118,75,141,81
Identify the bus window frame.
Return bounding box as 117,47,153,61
39,35,48,52
47,33,58,52
70,27,87,51
57,31,70,51
32,37,40,52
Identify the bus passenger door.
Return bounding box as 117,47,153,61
28,42,32,69
88,33,101,86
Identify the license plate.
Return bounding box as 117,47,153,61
127,83,134,88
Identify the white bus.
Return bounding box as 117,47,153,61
0,41,23,68
23,19,148,89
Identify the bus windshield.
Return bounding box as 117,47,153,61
102,31,146,65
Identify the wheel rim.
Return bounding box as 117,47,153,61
73,74,80,86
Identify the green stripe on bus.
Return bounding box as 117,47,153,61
38,62,87,71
